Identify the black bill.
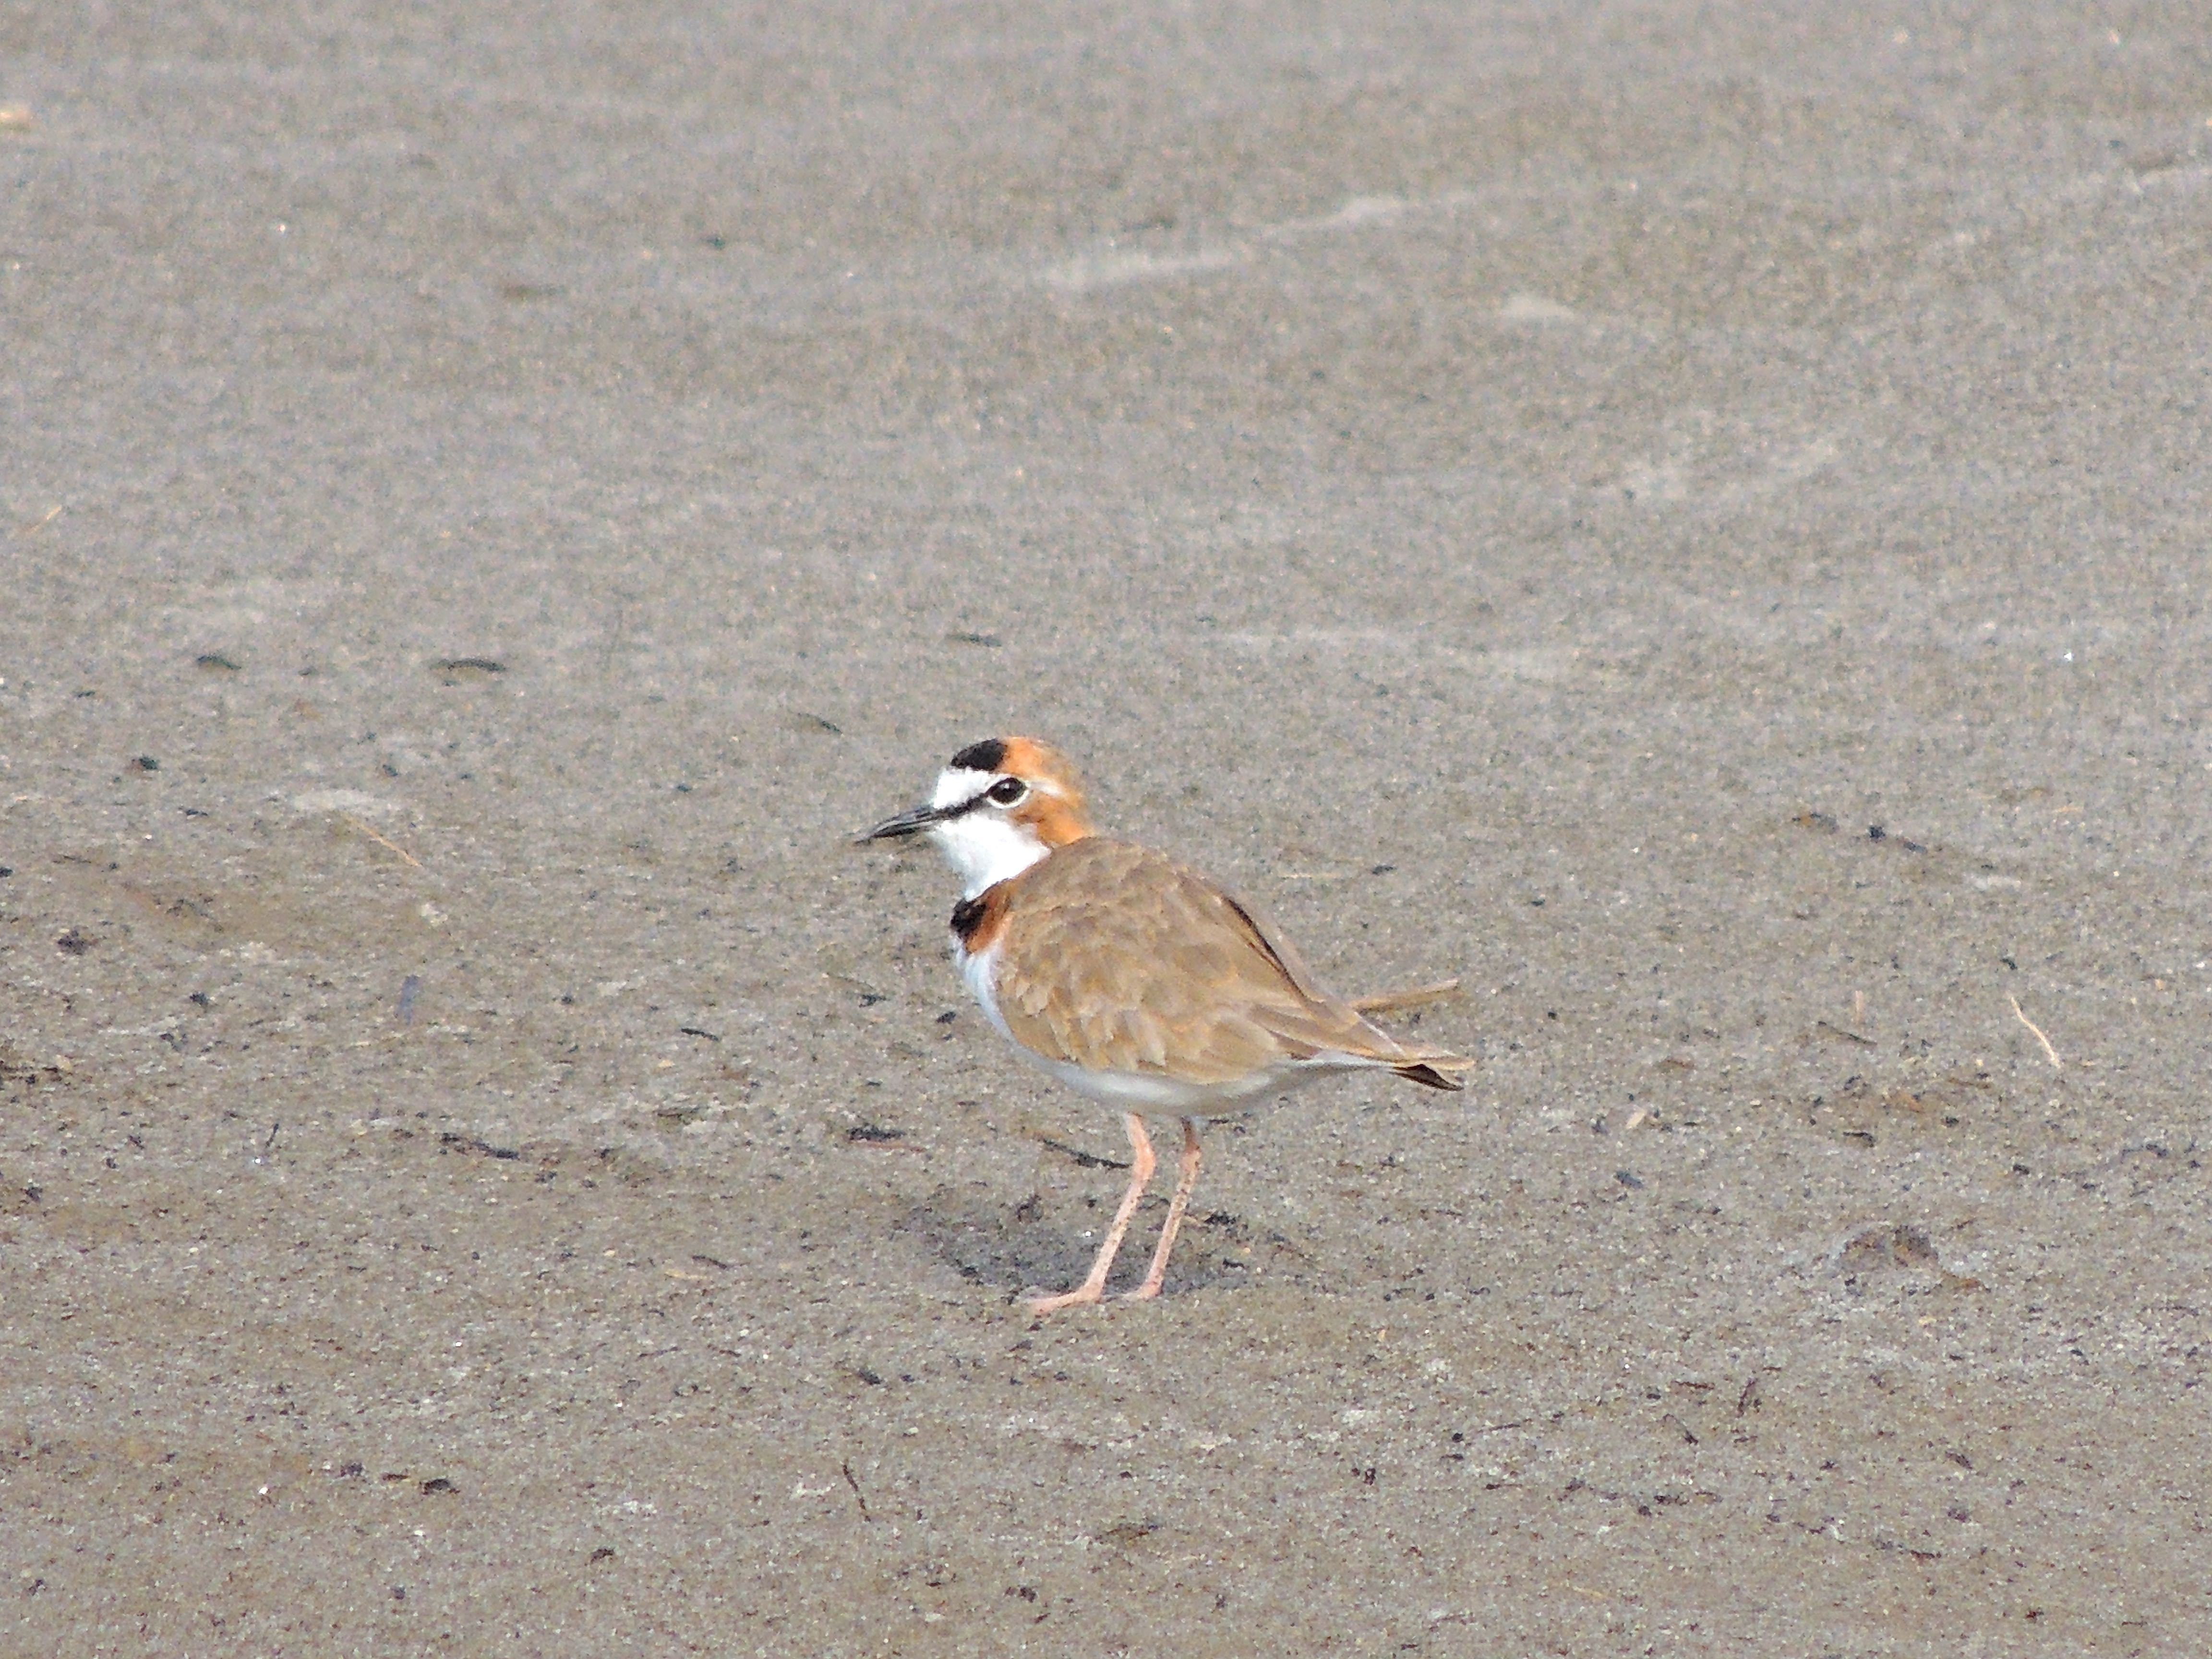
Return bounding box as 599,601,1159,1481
863,801,951,841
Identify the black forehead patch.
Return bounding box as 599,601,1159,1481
949,738,1006,773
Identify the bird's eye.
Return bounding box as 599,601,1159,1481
986,777,1028,805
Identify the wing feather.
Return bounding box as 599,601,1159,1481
987,839,1468,1086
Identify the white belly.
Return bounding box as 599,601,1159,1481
1027,1053,1297,1115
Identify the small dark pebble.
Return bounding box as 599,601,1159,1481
130,755,159,772
935,1010,958,1025
189,990,212,1008
846,1123,904,1143
419,1477,456,1495
1867,824,1886,841
589,1546,616,1563
1097,1520,1160,1545
1615,1169,1644,1190
194,653,240,672
1041,1136,1130,1170
56,929,95,955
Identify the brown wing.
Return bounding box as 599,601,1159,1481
987,839,1467,1087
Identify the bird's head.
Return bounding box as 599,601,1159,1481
865,736,1094,896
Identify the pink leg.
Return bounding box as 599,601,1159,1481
1123,1118,1202,1302
1028,1114,1155,1315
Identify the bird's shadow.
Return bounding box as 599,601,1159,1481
896,1185,1292,1301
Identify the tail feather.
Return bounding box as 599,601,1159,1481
1394,1058,1469,1091
1356,1009,1473,1092
1255,978,1473,1090
1346,979,1469,1090
1349,978,1462,1016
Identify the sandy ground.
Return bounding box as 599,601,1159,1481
4,3,2210,1653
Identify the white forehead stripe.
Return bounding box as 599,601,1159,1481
931,766,998,810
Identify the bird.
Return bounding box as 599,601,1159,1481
866,735,1471,1314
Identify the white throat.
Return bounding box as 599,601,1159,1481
929,811,1049,898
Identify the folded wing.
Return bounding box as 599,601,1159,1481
989,839,1470,1090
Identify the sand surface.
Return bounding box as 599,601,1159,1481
4,3,2209,1652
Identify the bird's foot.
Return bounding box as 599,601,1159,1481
1025,1284,1105,1316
